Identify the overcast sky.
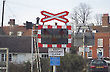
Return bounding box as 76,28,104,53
0,0,110,26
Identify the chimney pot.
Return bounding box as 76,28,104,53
9,19,15,25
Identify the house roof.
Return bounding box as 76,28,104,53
0,36,48,53
73,32,95,46
92,26,110,32
2,25,32,36
0,25,48,53
0,28,6,35
0,36,31,53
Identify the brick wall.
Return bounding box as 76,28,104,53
102,14,109,27
92,33,110,58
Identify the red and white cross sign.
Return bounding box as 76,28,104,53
41,11,69,23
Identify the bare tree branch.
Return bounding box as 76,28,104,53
94,14,102,25
71,3,91,25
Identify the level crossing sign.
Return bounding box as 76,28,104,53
37,25,72,48
48,48,64,56
41,11,69,23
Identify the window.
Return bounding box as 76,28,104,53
9,32,13,35
97,48,103,58
92,30,97,33
1,54,12,62
9,54,12,61
17,31,23,36
88,50,92,57
98,39,103,47
42,54,48,58
1,54,6,61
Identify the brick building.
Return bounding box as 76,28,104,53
0,19,48,64
92,14,110,59
1,19,32,36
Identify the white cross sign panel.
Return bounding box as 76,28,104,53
41,11,69,23
48,48,64,56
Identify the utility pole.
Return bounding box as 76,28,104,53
1,0,6,28
82,29,86,58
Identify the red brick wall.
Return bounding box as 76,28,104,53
92,33,110,59
102,14,109,26
103,37,109,57
92,46,97,59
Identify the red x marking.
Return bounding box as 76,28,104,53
41,11,69,23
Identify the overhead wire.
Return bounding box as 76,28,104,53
1,0,37,25
5,2,22,24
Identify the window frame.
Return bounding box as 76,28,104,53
9,31,14,36
1,53,12,62
17,31,23,36
97,38,103,47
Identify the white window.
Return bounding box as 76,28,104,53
92,30,97,33
17,31,23,36
9,32,13,35
97,48,103,58
1,54,12,62
98,39,103,47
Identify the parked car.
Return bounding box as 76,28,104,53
88,59,108,72
103,57,110,65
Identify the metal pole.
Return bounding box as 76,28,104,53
31,27,33,72
35,30,39,72
83,30,86,58
37,28,41,72
53,66,56,72
1,0,5,28
83,32,85,58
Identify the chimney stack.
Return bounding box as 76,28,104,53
102,14,109,27
26,21,33,29
9,19,15,26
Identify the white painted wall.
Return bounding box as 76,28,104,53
0,53,48,64
11,53,48,64
12,53,32,64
